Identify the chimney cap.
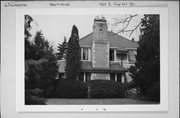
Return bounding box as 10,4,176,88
95,16,100,20
94,16,106,22
101,16,105,20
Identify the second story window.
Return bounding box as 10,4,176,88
110,49,114,61
128,50,137,62
117,53,128,62
83,48,88,60
81,48,89,61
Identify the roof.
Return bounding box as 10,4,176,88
79,31,138,50
58,61,126,73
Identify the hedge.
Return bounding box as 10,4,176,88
25,89,46,105
146,82,160,102
87,80,126,98
56,79,88,98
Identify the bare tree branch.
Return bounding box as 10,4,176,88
111,14,142,37
113,14,138,25
117,21,142,37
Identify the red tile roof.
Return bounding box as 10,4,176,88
79,31,138,50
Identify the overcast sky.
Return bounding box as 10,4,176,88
29,15,143,52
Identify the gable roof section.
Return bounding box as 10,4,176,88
79,31,138,50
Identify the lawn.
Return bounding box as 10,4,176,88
46,98,159,105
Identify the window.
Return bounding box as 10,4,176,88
117,53,128,62
78,73,91,82
110,73,115,81
109,50,114,61
128,50,136,62
59,73,66,79
117,73,122,83
82,48,89,60
121,54,127,61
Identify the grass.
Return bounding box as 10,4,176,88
46,98,159,105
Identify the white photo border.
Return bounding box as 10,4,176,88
16,7,168,112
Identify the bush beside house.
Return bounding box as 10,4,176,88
87,80,126,98
55,79,126,99
56,79,88,98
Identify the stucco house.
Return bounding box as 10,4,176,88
58,16,138,83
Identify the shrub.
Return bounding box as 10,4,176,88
43,79,58,98
25,89,46,105
87,80,126,98
56,79,88,98
146,82,160,102
44,85,56,98
29,88,44,97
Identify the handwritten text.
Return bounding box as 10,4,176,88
4,2,27,7
49,2,70,7
99,2,135,7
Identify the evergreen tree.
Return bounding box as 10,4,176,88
25,15,34,59
25,15,58,99
130,15,160,101
33,31,49,60
25,15,33,40
26,30,58,97
65,25,81,80
25,15,46,104
57,36,68,60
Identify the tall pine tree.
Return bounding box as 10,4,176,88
65,25,80,80
57,36,68,60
